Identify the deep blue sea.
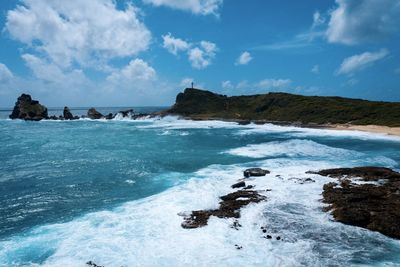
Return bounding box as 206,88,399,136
1,108,400,266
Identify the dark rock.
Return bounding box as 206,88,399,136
117,109,134,118
276,236,281,240
313,167,400,239
244,168,270,178
181,190,266,229
86,261,103,267
237,120,251,125
235,244,243,250
63,106,74,120
266,235,272,239
105,113,113,120
48,115,58,120
231,181,246,189
231,220,242,230
87,108,103,119
73,116,80,120
262,229,267,233
243,185,254,190
9,94,48,121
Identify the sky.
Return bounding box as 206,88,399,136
0,0,399,107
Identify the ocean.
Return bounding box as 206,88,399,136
1,110,400,266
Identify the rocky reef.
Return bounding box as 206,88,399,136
167,88,400,126
181,167,270,229
310,167,400,239
9,94,48,121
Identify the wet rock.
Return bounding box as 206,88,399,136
313,167,400,239
231,181,246,189
87,108,103,119
235,244,243,250
266,235,272,239
86,261,103,267
105,113,113,120
182,190,266,229
276,236,281,240
231,220,242,230
117,109,134,118
9,94,48,121
243,185,254,190
63,106,74,120
48,115,59,120
244,168,270,178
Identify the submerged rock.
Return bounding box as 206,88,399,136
87,108,103,119
63,106,74,120
181,190,266,229
244,168,270,178
312,167,400,239
231,181,246,189
9,94,48,121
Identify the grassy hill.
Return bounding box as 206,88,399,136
166,88,400,126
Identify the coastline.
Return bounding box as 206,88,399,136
327,124,400,137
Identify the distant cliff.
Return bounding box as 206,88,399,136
167,88,400,126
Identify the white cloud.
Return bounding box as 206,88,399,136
326,0,400,45
221,80,233,89
312,11,325,29
188,41,217,69
235,51,252,65
143,0,223,16
6,0,151,68
255,79,292,89
107,59,156,83
337,49,389,75
180,77,194,87
0,63,13,82
161,34,217,69
162,33,190,55
22,53,86,84
311,65,320,74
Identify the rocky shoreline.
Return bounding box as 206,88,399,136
8,93,152,121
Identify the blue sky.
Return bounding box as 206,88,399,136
0,0,399,107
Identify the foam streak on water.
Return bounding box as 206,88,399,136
0,117,400,266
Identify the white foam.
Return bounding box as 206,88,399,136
1,159,399,266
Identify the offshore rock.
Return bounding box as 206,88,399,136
63,106,74,120
312,167,400,239
9,94,48,121
87,108,103,119
244,168,270,178
181,190,266,229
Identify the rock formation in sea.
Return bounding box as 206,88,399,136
63,106,75,120
87,108,104,119
310,167,400,239
9,94,48,121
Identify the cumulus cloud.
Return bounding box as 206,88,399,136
312,11,325,29
143,0,223,16
221,80,233,89
311,65,320,74
162,33,190,55
326,0,400,45
162,33,217,69
188,41,217,69
337,49,389,75
107,59,156,83
255,79,292,89
6,0,151,68
235,51,252,65
0,63,14,82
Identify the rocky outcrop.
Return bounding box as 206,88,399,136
9,94,48,121
181,190,266,229
244,168,270,178
165,88,400,126
311,167,400,239
63,106,75,120
87,108,103,119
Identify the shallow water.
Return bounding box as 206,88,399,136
0,116,400,266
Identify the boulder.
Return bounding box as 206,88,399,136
87,108,103,119
231,181,246,189
244,168,270,178
117,109,134,118
63,106,74,120
9,94,48,121
313,167,400,239
105,113,113,120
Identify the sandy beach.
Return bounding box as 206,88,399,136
331,124,400,137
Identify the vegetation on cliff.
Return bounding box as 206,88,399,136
167,88,400,126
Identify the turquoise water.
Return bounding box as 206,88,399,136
1,115,400,266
